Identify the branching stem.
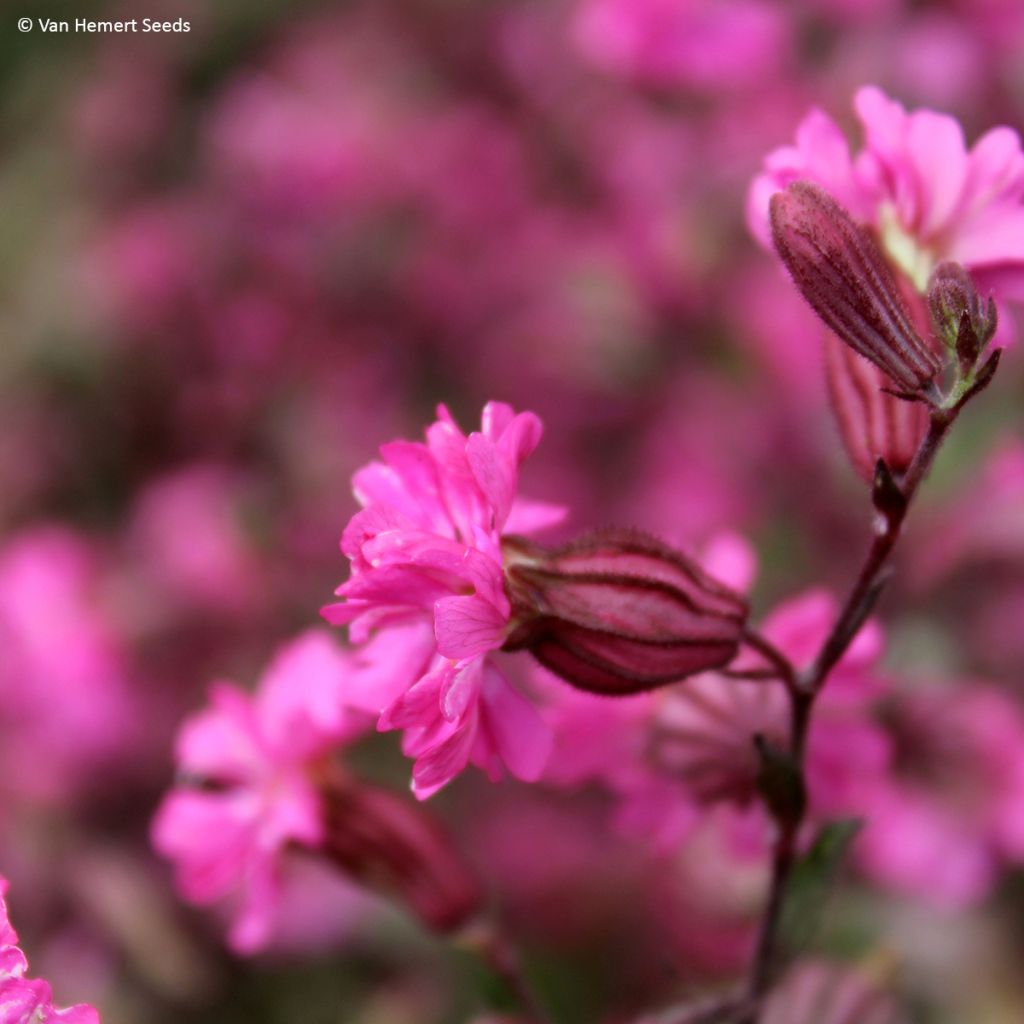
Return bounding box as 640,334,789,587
738,404,958,1022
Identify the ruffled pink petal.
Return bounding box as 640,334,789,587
434,593,509,659
151,790,258,904
478,667,552,783
257,630,355,754
504,497,567,534
961,125,1024,219
466,432,516,529
380,663,449,731
341,503,416,563
494,409,544,462
227,857,280,955
905,109,968,238
479,400,516,439
349,622,436,714
411,718,477,799
440,658,483,722
950,205,1024,267
175,684,264,781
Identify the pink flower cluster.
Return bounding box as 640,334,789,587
0,876,99,1023
0,528,137,805
324,402,564,798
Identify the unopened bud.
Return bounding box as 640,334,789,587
754,734,806,829
825,333,929,482
502,529,748,695
770,182,942,394
926,261,997,374
320,775,480,933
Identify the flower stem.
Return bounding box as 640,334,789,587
472,921,551,1023
739,404,958,1022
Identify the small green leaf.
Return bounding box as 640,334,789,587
778,819,863,961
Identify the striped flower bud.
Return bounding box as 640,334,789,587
321,773,481,934
825,333,929,482
501,529,748,695
770,182,943,394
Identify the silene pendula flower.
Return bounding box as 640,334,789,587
152,631,479,953
0,876,99,1023
748,85,1024,298
324,404,751,796
322,402,566,798
647,590,888,823
750,86,1024,477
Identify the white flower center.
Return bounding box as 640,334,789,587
879,203,934,292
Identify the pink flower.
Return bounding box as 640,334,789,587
856,684,1024,907
0,876,99,1023
152,631,368,953
748,85,1024,299
323,402,563,798
154,630,481,950
0,527,137,805
127,463,261,614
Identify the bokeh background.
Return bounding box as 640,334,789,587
4,1,1024,1021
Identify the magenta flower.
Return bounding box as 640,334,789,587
153,630,481,951
0,876,99,1023
0,527,138,805
323,402,564,798
152,631,368,953
748,85,1024,298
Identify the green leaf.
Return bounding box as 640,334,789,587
778,819,863,962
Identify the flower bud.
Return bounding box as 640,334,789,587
320,774,481,934
770,182,943,393
502,529,748,695
825,332,928,482
926,260,997,373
